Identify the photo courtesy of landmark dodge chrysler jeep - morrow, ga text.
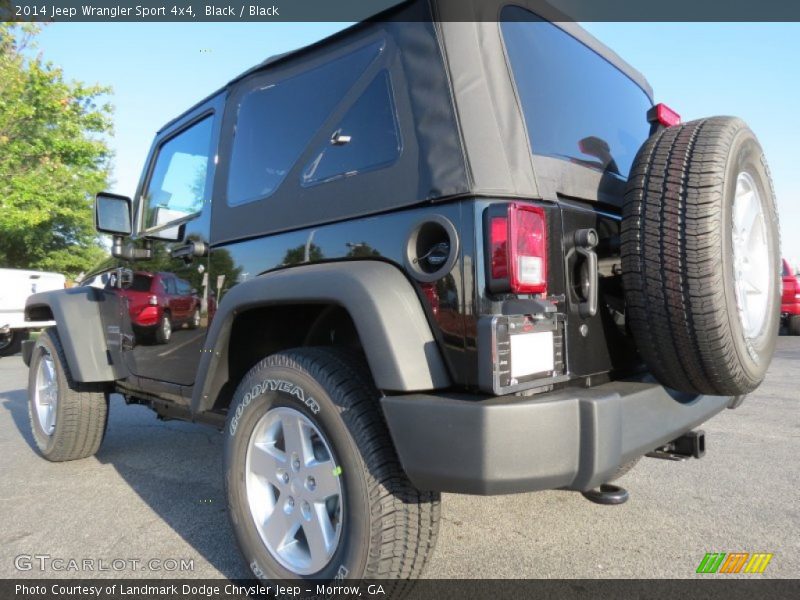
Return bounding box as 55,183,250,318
22,0,782,581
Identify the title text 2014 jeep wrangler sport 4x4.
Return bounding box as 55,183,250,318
23,0,781,580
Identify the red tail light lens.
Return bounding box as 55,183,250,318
648,103,681,128
486,203,547,295
509,204,547,294
490,216,509,280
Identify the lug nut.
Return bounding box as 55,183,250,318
306,476,316,491
281,472,289,484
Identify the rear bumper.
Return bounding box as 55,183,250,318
781,302,800,316
380,379,730,494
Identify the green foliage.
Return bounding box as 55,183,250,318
282,243,324,266
0,23,113,278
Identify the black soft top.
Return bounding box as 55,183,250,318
156,0,655,244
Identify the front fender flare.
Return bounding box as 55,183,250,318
25,287,120,382
191,261,451,414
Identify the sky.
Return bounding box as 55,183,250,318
33,21,800,266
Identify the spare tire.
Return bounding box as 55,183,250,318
621,116,780,396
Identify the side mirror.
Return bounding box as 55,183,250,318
95,192,132,236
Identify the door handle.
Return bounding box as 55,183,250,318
573,229,599,318
170,240,208,261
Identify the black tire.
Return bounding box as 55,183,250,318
154,312,172,344
27,329,108,461
224,348,440,581
621,117,780,396
0,329,28,357
790,315,800,336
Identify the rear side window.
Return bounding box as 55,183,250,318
162,277,177,294
501,7,652,178
301,71,401,186
226,41,385,206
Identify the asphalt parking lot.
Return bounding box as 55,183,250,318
0,339,798,579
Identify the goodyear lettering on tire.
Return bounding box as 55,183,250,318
230,379,321,436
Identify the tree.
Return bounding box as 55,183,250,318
282,243,324,266
0,23,113,278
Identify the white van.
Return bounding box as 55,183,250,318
0,268,64,356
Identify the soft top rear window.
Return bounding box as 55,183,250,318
226,40,385,207
501,7,652,179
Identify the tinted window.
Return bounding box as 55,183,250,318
226,41,384,206
162,276,177,294
176,279,192,295
501,8,651,178
142,116,214,230
130,274,153,292
301,71,401,186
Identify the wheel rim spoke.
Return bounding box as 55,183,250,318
262,502,300,552
250,442,287,489
303,503,336,561
731,172,772,340
282,413,313,467
735,191,759,241
33,352,58,435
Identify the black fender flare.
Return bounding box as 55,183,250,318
25,287,120,382
191,261,451,414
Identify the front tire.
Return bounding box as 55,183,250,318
224,348,440,581
27,329,108,461
154,312,172,344
188,307,201,330
0,329,27,357
789,315,800,336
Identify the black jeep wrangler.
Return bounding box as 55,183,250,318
23,0,781,581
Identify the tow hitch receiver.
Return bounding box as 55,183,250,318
646,430,706,461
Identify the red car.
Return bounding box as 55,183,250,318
782,259,800,335
122,272,201,343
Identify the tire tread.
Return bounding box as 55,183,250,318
29,329,108,461
621,116,778,395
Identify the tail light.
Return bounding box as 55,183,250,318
647,103,681,128
148,295,158,306
486,203,547,295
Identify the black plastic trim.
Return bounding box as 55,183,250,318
191,261,451,414
380,379,730,494
24,288,122,383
